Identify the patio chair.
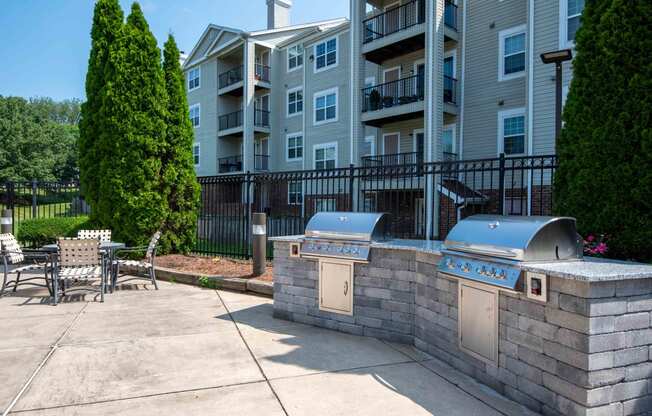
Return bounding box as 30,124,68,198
111,231,161,291
0,233,53,297
53,238,105,305
77,229,112,243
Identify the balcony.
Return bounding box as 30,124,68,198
218,155,242,173
362,152,422,167
218,110,243,136
255,154,269,171
254,64,271,85
362,0,426,64
254,109,270,129
218,66,244,95
361,75,424,126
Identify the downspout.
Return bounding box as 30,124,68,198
527,0,535,214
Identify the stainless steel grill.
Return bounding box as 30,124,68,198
438,215,583,290
300,212,391,262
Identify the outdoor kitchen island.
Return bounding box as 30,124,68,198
271,214,652,416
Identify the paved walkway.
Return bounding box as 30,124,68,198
0,279,538,415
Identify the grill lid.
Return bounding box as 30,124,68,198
304,212,391,242
444,215,583,262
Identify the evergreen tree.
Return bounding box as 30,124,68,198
79,0,123,215
554,0,652,261
96,2,169,245
161,34,200,253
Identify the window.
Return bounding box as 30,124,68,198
288,181,303,205
442,125,456,154
498,109,526,156
287,133,303,162
287,44,303,71
189,104,200,128
362,136,375,157
561,0,585,46
315,198,336,212
314,142,337,170
187,67,200,91
499,26,526,81
192,143,200,166
314,37,337,72
314,88,338,125
287,87,303,117
364,77,376,89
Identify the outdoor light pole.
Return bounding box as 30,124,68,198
540,49,573,148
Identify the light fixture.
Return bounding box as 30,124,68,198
540,49,573,64
540,49,573,151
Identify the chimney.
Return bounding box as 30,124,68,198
267,0,292,29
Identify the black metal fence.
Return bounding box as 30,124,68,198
363,0,425,43
218,65,243,89
219,110,243,131
0,181,89,234
195,154,557,259
362,75,425,112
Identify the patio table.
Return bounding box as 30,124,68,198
41,242,125,293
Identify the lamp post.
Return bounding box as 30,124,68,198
540,49,573,148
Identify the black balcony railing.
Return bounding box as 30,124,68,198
254,109,270,128
219,65,243,89
363,0,425,44
218,155,243,173
255,154,269,171
361,152,423,167
444,0,458,31
219,110,243,131
255,64,271,83
444,75,457,104
362,75,424,112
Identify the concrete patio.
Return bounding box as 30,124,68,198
0,278,539,416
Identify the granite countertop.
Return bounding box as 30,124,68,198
270,237,652,282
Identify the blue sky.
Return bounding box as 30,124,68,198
0,0,349,101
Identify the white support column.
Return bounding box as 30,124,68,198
243,40,256,173
349,0,367,212
425,0,445,240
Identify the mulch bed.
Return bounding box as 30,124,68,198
156,255,273,282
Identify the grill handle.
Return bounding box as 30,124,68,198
446,244,519,258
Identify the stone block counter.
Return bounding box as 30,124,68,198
271,237,652,416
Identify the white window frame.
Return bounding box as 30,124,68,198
559,0,583,49
313,142,338,170
443,50,456,78
287,43,304,73
192,143,200,167
497,108,526,156
286,132,304,162
189,103,200,128
442,124,457,154
382,66,401,83
412,128,425,157
498,25,527,82
313,87,338,126
315,198,337,213
364,135,376,157
286,86,303,118
287,181,303,206
313,35,338,73
382,132,401,155
187,66,200,91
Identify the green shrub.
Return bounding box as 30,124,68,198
16,216,93,247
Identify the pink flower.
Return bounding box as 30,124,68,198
586,235,595,242
596,243,608,254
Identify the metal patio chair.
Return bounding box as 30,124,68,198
111,231,161,291
77,229,112,242
0,233,53,297
53,238,106,304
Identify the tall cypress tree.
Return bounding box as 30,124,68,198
161,34,200,253
96,2,169,245
79,0,123,215
554,0,652,261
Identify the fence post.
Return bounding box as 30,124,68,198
245,171,252,259
31,179,38,219
348,164,355,211
498,153,506,215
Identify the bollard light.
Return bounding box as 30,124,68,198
1,209,12,234
252,213,267,277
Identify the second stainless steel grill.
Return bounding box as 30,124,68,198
439,215,583,290
299,212,391,261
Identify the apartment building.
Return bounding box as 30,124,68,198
183,0,583,228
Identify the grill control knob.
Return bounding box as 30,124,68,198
497,270,506,280
462,263,471,273
342,247,349,253
480,266,487,275
489,267,496,277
